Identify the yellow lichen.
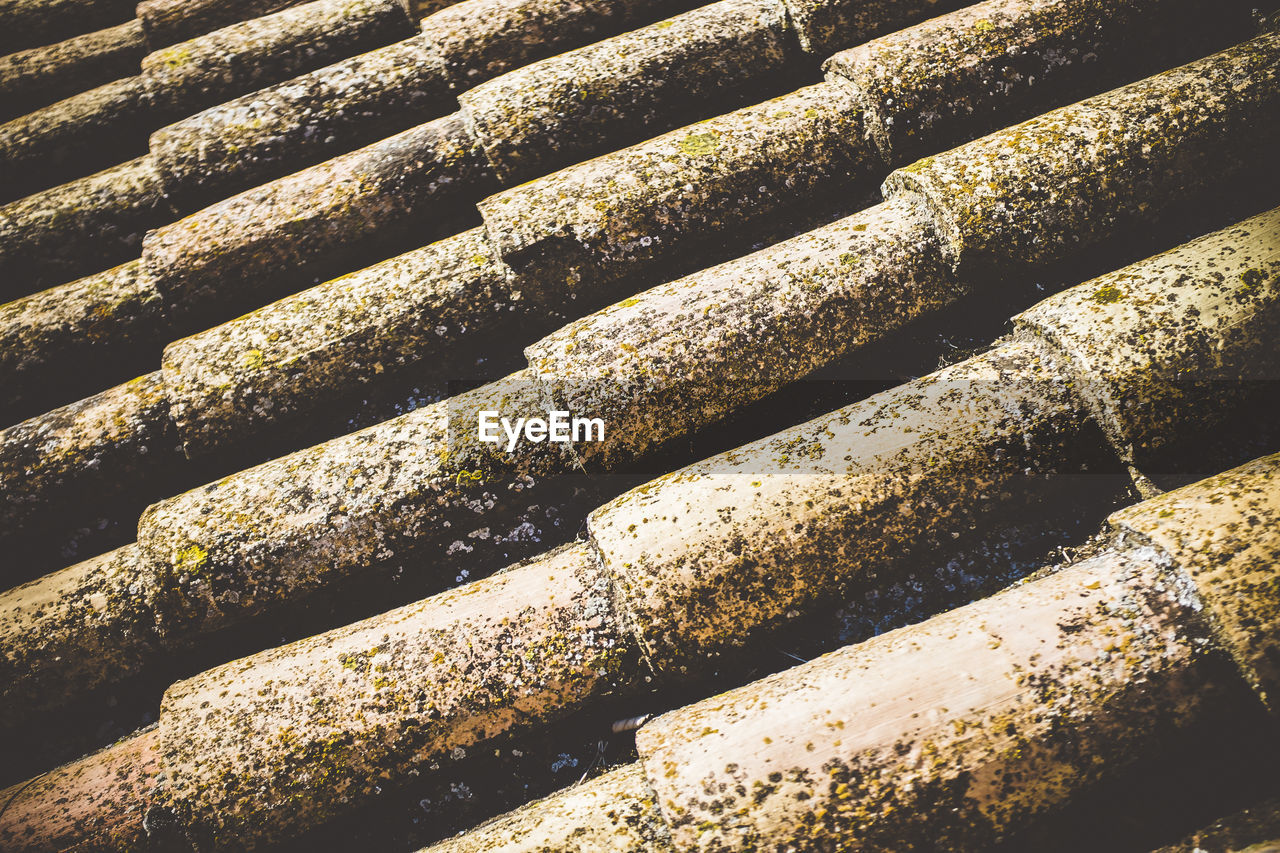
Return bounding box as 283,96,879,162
679,132,722,157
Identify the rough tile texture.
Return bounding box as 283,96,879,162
1014,206,1280,464
12,0,1257,443
526,198,957,467
157,543,632,848
422,454,1280,852
6,201,1280,853
158,83,869,457
460,0,799,184
422,0,698,90
30,208,1277,765
150,0,709,201
138,0,303,47
588,342,1094,677
0,75,160,205
1113,452,1280,714
0,727,159,852
0,544,163,729
151,35,454,205
477,81,870,300
825,0,1253,164
143,112,495,322
161,227,516,455
429,763,673,853
636,547,1224,849
135,373,572,641
0,18,145,121
141,0,417,118
0,260,170,417
0,156,174,298
783,0,965,57
36,0,1263,438
883,32,1280,273
0,0,135,55
0,373,182,579
2,31,1279,853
